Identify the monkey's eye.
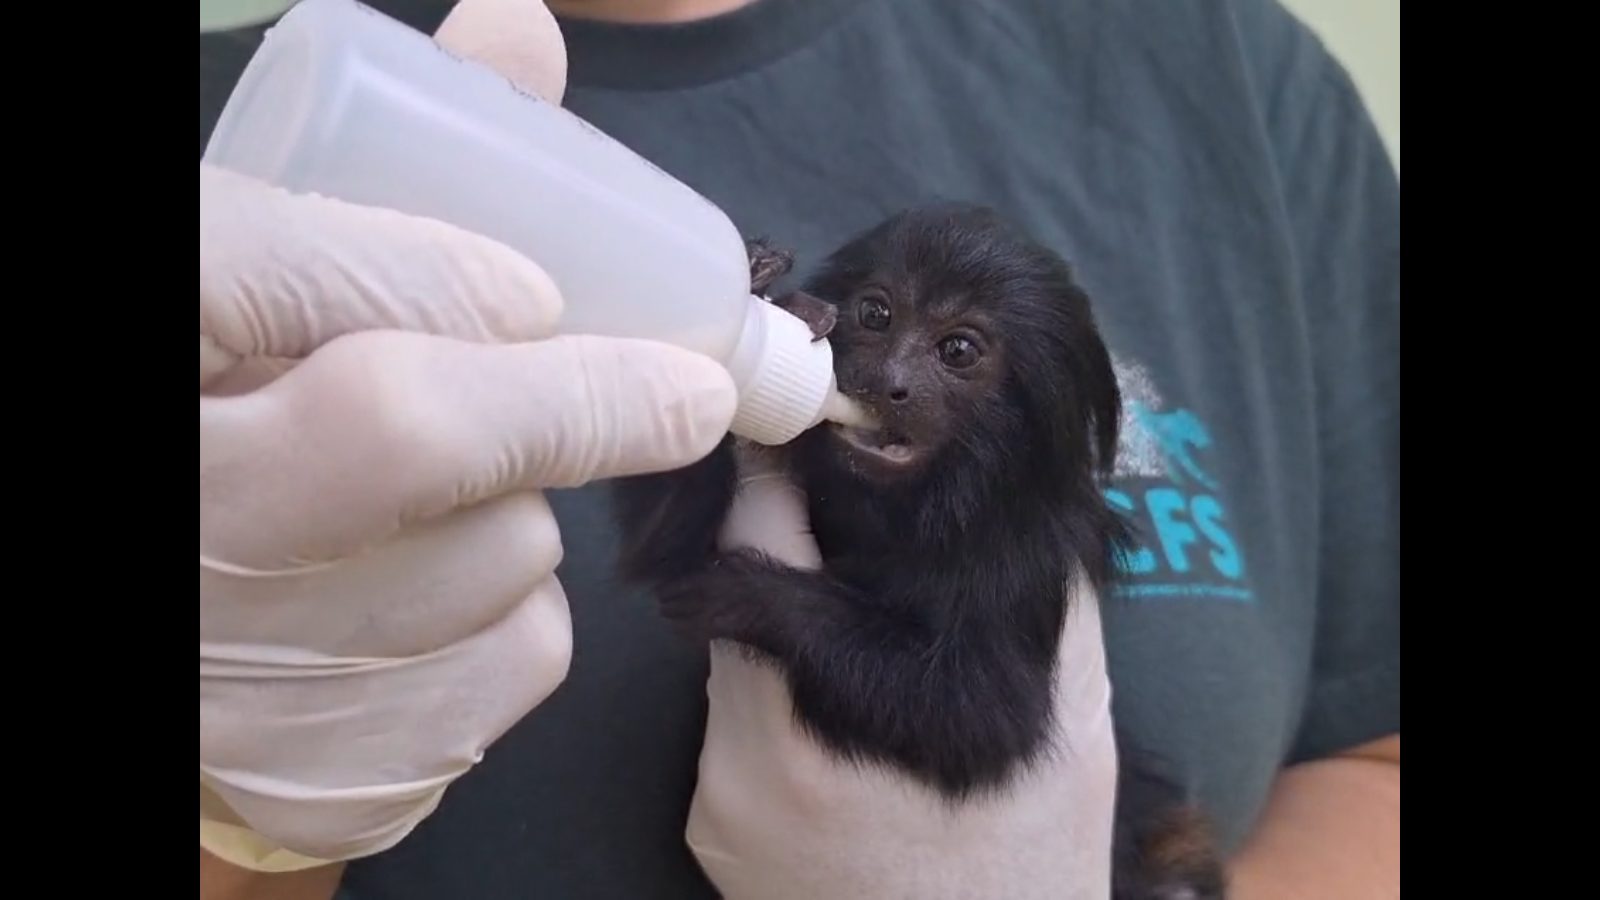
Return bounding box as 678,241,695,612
937,335,981,369
857,296,892,331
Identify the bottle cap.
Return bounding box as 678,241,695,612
729,299,837,445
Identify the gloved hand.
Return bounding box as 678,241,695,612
684,446,1120,900
200,0,735,868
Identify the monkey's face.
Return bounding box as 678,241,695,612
821,279,1007,480
800,205,1123,496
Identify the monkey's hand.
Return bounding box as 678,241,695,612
656,443,825,649
772,291,837,342
742,236,834,341
745,237,795,296
657,547,864,657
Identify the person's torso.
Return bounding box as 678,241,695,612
201,1,1331,896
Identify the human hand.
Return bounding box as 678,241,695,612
200,0,734,865
682,446,1121,899
716,445,822,569
201,326,735,861
200,0,568,390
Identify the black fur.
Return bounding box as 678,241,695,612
614,205,1224,899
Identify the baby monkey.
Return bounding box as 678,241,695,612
613,205,1225,900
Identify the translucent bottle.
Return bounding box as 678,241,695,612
203,0,859,445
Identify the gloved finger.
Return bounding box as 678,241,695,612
436,0,567,105
201,576,573,862
202,491,563,658
200,163,564,386
200,330,736,566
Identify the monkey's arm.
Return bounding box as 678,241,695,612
611,437,739,584
657,549,1054,798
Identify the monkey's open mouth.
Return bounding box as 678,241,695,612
833,425,919,466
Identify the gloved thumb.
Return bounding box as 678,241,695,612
435,0,567,106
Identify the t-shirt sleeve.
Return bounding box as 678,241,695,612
1231,0,1400,763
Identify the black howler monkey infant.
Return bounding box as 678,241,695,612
612,205,1226,900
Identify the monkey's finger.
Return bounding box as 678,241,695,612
200,164,564,389
200,330,735,566
772,292,837,342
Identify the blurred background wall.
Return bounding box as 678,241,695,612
1280,0,1399,171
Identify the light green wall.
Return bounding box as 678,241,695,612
1279,0,1399,171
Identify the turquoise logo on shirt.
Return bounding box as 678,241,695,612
1104,359,1251,603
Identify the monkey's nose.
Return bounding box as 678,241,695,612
888,388,910,404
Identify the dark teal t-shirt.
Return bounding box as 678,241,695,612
200,1,1399,896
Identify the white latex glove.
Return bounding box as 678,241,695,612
686,446,1120,900
200,0,736,867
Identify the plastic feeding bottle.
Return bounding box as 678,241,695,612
202,0,864,445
